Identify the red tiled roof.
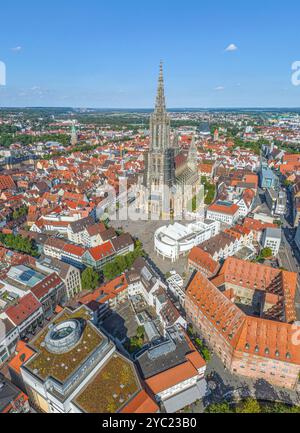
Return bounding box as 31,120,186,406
0,175,15,191
8,341,35,374
86,223,106,236
88,241,115,261
208,203,239,216
199,163,213,174
243,218,277,232
145,361,199,394
5,293,42,326
79,275,128,305
188,247,220,275
121,390,159,414
63,243,86,257
214,257,297,322
31,273,63,300
186,268,300,365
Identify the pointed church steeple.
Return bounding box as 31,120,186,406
149,62,171,152
155,61,166,113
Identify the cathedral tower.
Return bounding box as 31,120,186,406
144,62,175,189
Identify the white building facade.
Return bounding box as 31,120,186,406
154,220,220,262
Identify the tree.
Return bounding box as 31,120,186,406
263,402,300,413
261,247,273,259
187,325,194,337
235,399,261,414
12,206,28,220
103,243,144,281
205,402,233,413
81,267,100,291
103,262,118,281
201,347,211,362
136,326,145,339
0,233,38,257
194,338,211,362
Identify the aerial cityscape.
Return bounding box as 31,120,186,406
1,0,300,419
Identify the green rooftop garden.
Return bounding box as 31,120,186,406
26,307,104,383
75,354,140,413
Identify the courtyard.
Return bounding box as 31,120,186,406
100,302,139,343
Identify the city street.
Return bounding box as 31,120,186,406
277,184,300,319
185,353,300,413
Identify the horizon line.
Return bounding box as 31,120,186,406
1,106,300,111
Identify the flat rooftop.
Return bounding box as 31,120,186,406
6,265,45,288
74,353,140,413
25,307,105,383
136,327,192,379
265,227,282,239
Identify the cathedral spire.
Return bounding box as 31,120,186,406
155,61,166,112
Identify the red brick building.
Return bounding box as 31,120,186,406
185,259,300,390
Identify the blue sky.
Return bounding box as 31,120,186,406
0,0,300,108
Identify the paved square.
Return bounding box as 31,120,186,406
110,217,189,277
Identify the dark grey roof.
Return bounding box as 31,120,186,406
44,237,67,250
38,255,76,279
34,181,50,193
0,375,22,413
18,230,48,245
135,327,191,380
69,216,94,234
100,228,117,242
111,233,133,252
200,232,236,256
126,256,159,293
0,318,16,341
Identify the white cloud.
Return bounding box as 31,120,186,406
225,43,238,52
11,46,22,52
214,86,225,91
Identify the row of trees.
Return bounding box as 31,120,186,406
0,132,71,148
0,233,38,257
206,399,300,413
232,137,271,156
81,267,100,291
103,241,144,281
187,325,211,362
194,338,211,362
80,240,144,291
